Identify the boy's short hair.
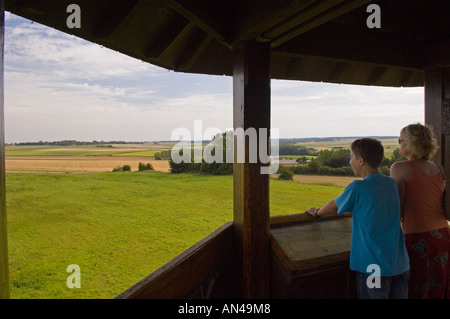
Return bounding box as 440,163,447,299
351,138,384,169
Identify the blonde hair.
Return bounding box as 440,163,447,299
401,123,439,160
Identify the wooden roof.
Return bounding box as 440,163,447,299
5,0,450,87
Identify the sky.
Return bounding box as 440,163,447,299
4,12,425,143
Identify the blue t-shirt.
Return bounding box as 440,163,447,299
335,173,409,276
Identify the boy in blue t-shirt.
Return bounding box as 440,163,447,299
305,138,409,299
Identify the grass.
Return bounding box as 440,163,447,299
5,171,344,299
5,146,122,156
4,145,167,157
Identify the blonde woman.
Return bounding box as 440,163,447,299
390,123,449,299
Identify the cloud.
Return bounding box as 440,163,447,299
271,81,424,138
5,21,162,82
3,13,425,143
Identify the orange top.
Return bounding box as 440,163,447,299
402,161,448,234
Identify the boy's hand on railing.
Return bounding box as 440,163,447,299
305,207,320,218
304,199,340,218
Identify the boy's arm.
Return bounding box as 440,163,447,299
305,199,348,218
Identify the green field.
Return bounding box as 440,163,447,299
4,144,173,157
299,138,399,158
6,171,343,299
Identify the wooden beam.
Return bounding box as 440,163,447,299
92,0,141,39
175,33,213,72
233,0,317,44
425,40,450,70
264,0,346,40
274,22,423,70
328,62,347,83
367,66,387,85
144,16,190,59
0,0,9,299
400,70,414,87
424,67,450,170
163,0,233,49
424,67,450,224
233,41,271,299
154,22,199,66
285,57,307,79
269,0,372,48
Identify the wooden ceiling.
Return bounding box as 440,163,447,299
5,0,450,87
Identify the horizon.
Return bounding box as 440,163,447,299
6,135,399,145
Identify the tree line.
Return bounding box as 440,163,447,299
280,148,405,179
169,135,406,178
11,140,144,146
169,133,233,175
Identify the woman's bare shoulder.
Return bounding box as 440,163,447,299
390,160,413,180
390,160,410,169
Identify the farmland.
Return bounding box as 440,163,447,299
4,137,399,174
5,144,173,173
4,137,394,298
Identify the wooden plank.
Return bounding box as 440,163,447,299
274,22,423,71
270,211,342,228
233,0,317,44
233,41,271,299
0,0,8,299
270,0,372,48
175,33,213,71
425,68,447,164
163,0,232,49
144,15,190,58
424,67,450,215
367,66,387,85
92,0,141,39
264,0,347,40
116,222,235,299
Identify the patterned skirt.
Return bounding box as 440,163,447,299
404,227,450,299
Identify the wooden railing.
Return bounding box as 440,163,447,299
116,221,238,299
116,213,354,299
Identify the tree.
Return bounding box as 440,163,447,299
278,168,294,181
138,162,154,171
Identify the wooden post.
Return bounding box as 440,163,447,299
424,67,450,171
233,41,271,299
0,0,9,299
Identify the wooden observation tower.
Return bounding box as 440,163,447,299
0,0,449,299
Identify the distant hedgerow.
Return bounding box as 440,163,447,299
112,165,131,172
138,162,154,171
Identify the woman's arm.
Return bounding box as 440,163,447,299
389,162,407,218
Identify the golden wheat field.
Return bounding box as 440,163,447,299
5,156,171,173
